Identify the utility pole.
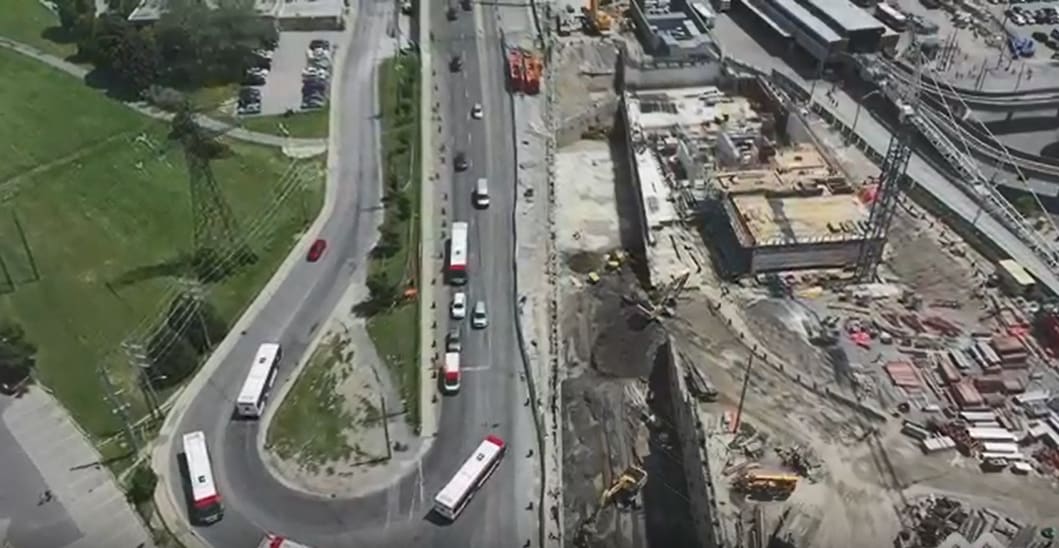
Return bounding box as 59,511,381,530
122,340,161,421
732,353,755,434
98,364,140,455
180,278,212,349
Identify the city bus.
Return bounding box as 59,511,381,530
182,431,223,525
448,221,469,285
433,435,506,520
235,343,282,418
875,3,907,31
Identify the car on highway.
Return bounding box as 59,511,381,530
471,103,483,119
474,177,490,208
472,300,488,329
447,328,462,352
461,0,471,10
451,291,467,319
455,152,469,171
447,6,457,20
307,238,327,262
450,55,463,72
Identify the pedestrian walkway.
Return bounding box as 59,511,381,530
0,36,327,150
0,390,154,548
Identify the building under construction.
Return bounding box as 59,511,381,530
710,144,882,276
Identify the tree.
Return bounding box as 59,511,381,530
108,26,161,92
366,271,398,309
372,225,401,258
0,323,36,391
55,0,93,33
394,192,412,221
145,324,199,388
126,465,157,505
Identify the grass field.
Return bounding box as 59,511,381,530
0,48,324,440
239,109,330,139
267,334,357,471
365,54,422,430
0,0,78,59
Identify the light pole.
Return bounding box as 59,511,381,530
851,89,881,137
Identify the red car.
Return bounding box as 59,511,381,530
307,238,327,262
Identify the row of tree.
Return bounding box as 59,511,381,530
54,0,278,95
0,323,36,393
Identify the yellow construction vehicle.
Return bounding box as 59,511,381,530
599,465,648,506
734,471,798,500
583,0,613,35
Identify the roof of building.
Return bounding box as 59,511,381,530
635,149,680,231
798,0,883,34
767,0,842,44
998,258,1035,286
728,192,869,247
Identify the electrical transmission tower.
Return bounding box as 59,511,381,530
854,47,924,281
171,106,253,280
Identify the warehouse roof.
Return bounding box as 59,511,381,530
798,0,883,34
769,0,842,44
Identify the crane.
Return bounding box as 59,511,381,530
854,40,924,281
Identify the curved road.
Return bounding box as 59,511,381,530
158,0,537,545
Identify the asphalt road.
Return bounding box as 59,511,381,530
162,0,536,544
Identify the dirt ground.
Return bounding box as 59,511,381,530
670,291,1059,548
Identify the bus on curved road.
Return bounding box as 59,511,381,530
433,435,506,520
182,431,224,525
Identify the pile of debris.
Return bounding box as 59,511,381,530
775,444,822,483
896,495,1054,548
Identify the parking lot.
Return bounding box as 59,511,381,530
890,0,1059,91
236,30,347,117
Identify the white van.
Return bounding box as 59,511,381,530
474,178,490,208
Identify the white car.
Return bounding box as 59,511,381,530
451,291,467,319
471,103,483,119
472,300,488,329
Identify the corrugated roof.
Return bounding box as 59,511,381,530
798,0,883,33
768,0,842,44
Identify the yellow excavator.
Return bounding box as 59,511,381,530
733,470,798,500
583,0,613,35
575,465,648,546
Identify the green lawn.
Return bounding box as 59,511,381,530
267,334,357,471
239,109,330,139
0,0,78,59
365,54,422,430
0,47,324,439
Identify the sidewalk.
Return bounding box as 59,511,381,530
0,390,154,548
0,36,327,151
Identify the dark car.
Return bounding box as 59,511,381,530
243,74,266,86
1034,31,1050,42
454,152,469,171
239,87,261,98
307,238,327,262
461,0,471,10
450,55,463,72
447,6,457,20
309,39,330,50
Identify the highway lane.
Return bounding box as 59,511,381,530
160,0,536,545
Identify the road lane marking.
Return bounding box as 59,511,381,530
463,365,492,372
418,459,425,505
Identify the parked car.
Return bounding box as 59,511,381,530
309,39,331,50
307,238,327,262
446,328,462,352
454,152,469,171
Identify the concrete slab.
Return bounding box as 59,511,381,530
0,391,153,548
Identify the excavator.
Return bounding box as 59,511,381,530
582,0,613,35
574,465,648,547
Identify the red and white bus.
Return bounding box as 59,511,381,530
182,431,224,525
433,435,506,520
448,221,469,285
236,343,282,418
441,352,461,393
258,533,313,548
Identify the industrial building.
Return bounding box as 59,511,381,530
738,0,885,64
629,0,718,59
128,0,345,29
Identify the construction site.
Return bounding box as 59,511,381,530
514,3,1059,546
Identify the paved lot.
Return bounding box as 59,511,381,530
0,391,153,548
258,31,347,117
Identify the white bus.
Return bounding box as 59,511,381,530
875,3,907,31
236,343,282,418
182,431,223,525
441,352,461,394
258,533,313,548
448,221,469,286
433,435,506,520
